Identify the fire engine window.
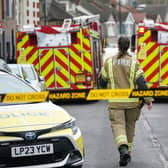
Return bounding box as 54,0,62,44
151,30,158,42
29,33,37,46
71,32,77,44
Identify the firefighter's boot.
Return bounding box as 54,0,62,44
119,144,131,167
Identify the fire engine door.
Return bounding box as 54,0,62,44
38,48,71,89
54,48,71,89
159,45,168,87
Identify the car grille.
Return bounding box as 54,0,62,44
0,137,74,167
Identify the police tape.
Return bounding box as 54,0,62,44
0,89,168,103
0,92,49,103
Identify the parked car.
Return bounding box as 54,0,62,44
8,64,46,91
0,65,84,168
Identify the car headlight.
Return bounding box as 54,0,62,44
64,118,78,135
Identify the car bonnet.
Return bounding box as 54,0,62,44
0,101,71,132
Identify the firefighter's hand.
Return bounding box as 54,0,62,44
147,101,152,110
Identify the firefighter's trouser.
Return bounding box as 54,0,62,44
109,107,141,154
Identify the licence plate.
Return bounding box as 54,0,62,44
11,143,54,157
76,74,85,83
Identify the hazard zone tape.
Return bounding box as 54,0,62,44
49,88,168,101
0,89,168,103
87,88,168,100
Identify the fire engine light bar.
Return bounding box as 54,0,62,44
139,27,145,33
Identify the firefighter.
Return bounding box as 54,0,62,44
99,36,153,167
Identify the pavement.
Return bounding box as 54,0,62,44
141,101,168,168
62,100,167,168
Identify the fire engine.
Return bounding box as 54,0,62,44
132,21,168,89
16,15,103,101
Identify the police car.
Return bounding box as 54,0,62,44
0,63,84,167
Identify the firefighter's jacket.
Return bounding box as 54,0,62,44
100,54,152,109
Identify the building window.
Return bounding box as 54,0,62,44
33,11,35,17
6,0,14,18
27,0,29,7
37,2,39,8
33,2,35,8
27,20,29,24
27,10,29,16
37,12,39,18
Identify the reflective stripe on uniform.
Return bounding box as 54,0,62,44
130,60,136,89
108,59,115,89
108,98,139,102
128,142,133,153
115,135,128,145
136,69,144,78
101,67,108,79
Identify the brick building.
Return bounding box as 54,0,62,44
16,0,40,26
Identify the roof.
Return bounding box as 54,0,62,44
141,4,168,22
47,0,73,22
79,0,112,22
132,12,146,23
113,4,145,22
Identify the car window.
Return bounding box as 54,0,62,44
21,66,36,81
0,73,36,93
10,66,21,76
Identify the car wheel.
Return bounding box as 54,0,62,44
63,166,82,168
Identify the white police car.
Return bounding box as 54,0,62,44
0,64,84,168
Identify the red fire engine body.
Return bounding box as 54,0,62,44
136,21,168,88
16,15,103,101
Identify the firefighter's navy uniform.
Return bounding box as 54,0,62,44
99,53,152,165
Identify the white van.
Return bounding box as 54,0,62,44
8,64,46,91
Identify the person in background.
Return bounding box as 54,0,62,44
99,36,153,167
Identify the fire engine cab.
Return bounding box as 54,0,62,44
16,15,103,101
132,21,168,88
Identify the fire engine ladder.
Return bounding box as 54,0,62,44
61,18,72,32
73,15,100,26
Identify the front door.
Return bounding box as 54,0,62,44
38,48,55,89
54,48,71,89
38,48,71,90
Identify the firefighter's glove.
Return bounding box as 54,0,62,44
136,75,148,89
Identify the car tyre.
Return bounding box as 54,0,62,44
63,166,82,168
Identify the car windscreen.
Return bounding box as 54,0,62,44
0,73,36,93
21,66,36,80
9,66,21,77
